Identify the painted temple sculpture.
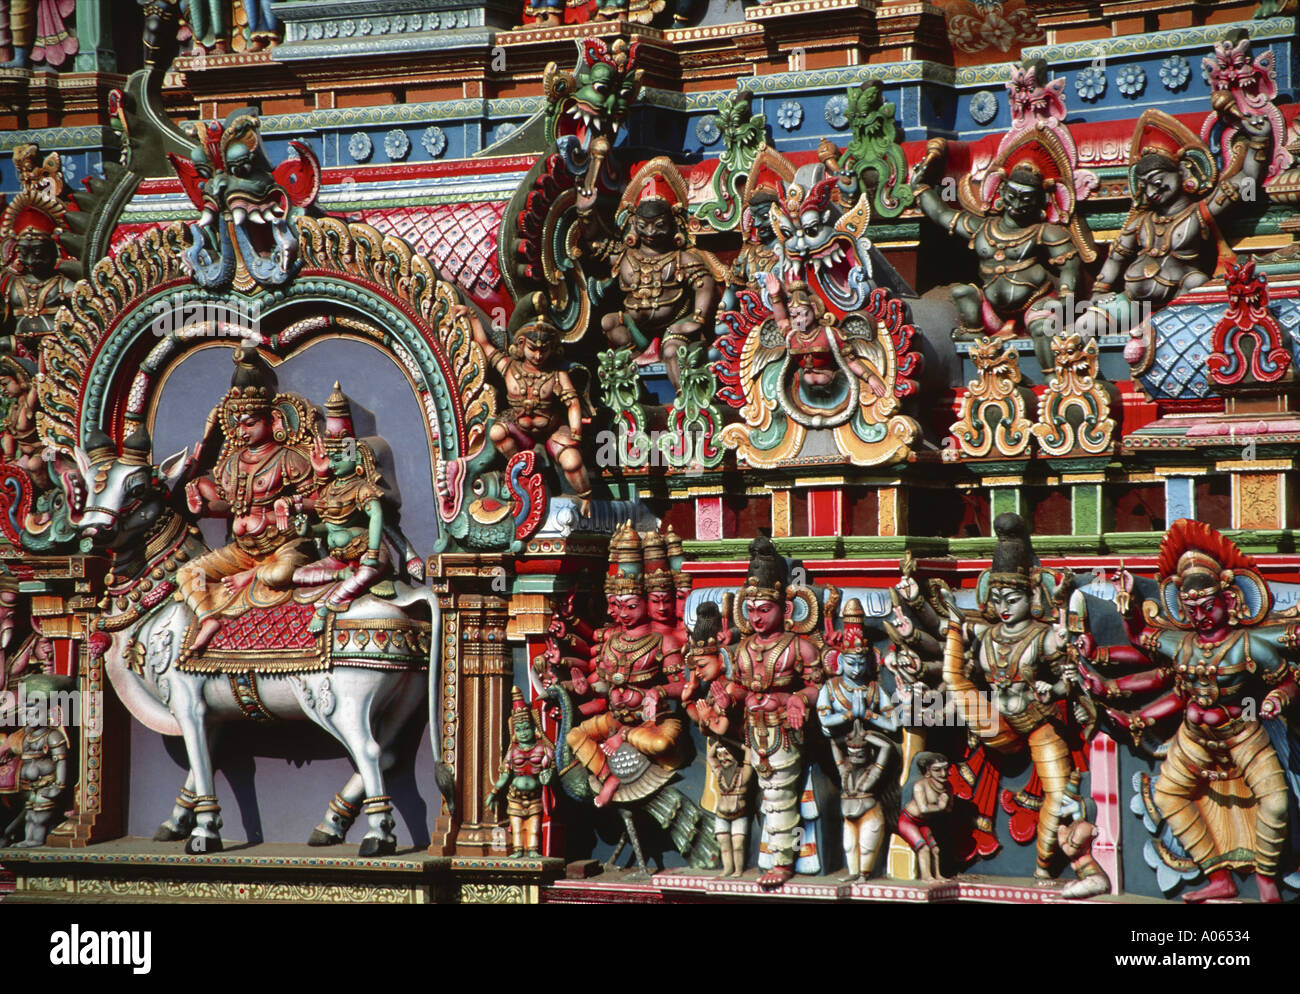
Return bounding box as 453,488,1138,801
1,0,1300,906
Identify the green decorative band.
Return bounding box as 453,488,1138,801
77,278,464,550
258,96,540,135
682,529,1300,561
0,126,120,152
1022,16,1295,67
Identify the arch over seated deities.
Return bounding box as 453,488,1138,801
36,219,497,555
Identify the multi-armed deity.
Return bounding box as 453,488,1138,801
1083,521,1299,902
1082,104,1274,343
911,128,1095,369
178,350,320,655
556,523,688,808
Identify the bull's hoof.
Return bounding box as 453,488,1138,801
184,835,223,855
153,824,188,842
308,829,345,847
358,837,396,858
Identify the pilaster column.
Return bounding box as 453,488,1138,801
429,554,513,857
73,0,116,73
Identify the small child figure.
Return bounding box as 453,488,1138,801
898,751,953,882
707,737,754,876
1056,771,1111,900
485,688,555,858
0,673,74,848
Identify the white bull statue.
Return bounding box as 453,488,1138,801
73,427,454,856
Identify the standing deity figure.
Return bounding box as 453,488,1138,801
937,513,1083,879
899,751,952,882
681,601,751,875
460,300,592,513
817,596,898,881
0,673,73,847
291,384,389,635
682,600,732,734
0,0,76,68
1085,520,1298,903
241,0,279,51
911,130,1095,370
714,536,824,889
1079,107,1273,345
177,349,318,655
1056,771,1111,900
3,626,54,701
564,524,687,808
486,688,555,858
600,158,720,391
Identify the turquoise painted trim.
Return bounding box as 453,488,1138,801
0,126,120,152
258,97,541,135
1023,17,1296,67
683,530,1300,561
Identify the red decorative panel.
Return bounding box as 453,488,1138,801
210,602,318,651
357,202,509,315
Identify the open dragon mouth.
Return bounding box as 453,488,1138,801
559,98,617,149
469,497,510,525
435,457,465,523
1220,70,1272,113
806,239,855,298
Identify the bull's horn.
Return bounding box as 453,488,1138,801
83,428,117,467
120,425,152,466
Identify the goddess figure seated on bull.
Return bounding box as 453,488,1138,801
68,346,448,856
178,350,420,653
